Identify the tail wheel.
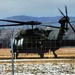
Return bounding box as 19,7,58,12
53,51,57,58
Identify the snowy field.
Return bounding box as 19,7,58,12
0,62,75,75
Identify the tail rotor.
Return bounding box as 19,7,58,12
59,5,75,33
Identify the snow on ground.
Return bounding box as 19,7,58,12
0,63,75,75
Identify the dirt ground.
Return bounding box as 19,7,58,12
0,47,75,59
0,47,75,75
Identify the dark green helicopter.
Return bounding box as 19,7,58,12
0,6,75,58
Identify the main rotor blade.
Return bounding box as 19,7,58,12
0,23,24,27
0,19,26,24
41,25,61,29
68,21,75,33
0,19,41,25
41,25,69,30
65,5,68,17
59,8,65,17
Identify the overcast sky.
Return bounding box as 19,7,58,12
0,0,75,18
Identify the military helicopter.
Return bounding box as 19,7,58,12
0,20,53,58
0,6,75,58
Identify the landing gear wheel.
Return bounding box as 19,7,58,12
40,53,44,58
14,52,18,59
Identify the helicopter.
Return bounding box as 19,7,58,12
0,20,53,58
0,6,75,58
